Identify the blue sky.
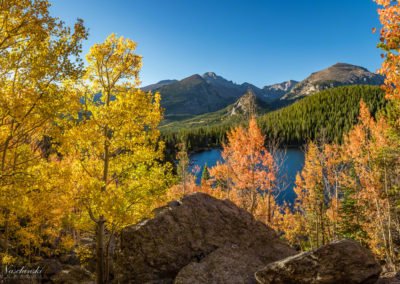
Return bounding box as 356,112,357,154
50,0,383,87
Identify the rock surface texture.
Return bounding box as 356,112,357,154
50,264,93,284
255,239,382,284
114,192,296,283
174,244,265,284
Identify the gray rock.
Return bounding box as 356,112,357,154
174,244,265,284
50,265,93,284
114,192,296,283
255,239,382,284
59,253,79,265
37,259,64,281
376,272,400,284
376,277,400,284
262,80,298,102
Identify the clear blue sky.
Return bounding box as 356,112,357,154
49,0,383,87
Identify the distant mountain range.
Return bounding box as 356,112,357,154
142,73,296,121
281,63,384,102
141,63,384,123
261,80,298,102
160,90,270,130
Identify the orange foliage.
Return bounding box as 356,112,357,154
163,153,225,208
281,140,344,249
209,117,280,228
374,0,400,101
342,100,398,267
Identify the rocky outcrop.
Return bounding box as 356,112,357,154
230,91,256,116
262,80,298,102
229,90,269,116
114,192,296,283
255,239,382,284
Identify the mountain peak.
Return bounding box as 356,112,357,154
202,72,218,79
281,62,384,101
182,74,203,81
330,62,369,72
177,74,207,87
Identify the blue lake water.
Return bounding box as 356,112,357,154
190,148,305,205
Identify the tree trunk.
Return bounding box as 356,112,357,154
96,216,105,284
249,191,255,215
267,193,271,223
2,214,9,275
226,159,230,199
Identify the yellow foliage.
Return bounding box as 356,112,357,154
1,254,16,266
60,235,76,254
0,0,88,263
76,245,93,265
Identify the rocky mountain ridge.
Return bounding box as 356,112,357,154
141,79,178,91
142,63,384,122
281,63,384,102
262,79,299,102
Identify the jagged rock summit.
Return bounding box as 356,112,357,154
229,90,269,116
261,79,298,102
263,80,298,92
114,192,296,283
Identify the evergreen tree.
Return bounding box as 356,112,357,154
201,163,210,184
176,142,190,194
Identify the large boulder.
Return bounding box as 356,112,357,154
37,259,64,281
174,244,265,284
114,192,296,283
255,239,382,284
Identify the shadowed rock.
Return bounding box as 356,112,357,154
114,192,296,283
255,239,382,284
174,244,265,284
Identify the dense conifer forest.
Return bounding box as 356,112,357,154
162,85,388,160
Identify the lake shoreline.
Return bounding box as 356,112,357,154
189,144,304,156
190,148,305,205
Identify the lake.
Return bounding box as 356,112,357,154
190,148,305,205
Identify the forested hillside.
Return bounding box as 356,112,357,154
160,90,270,130
162,85,387,156
259,85,387,145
